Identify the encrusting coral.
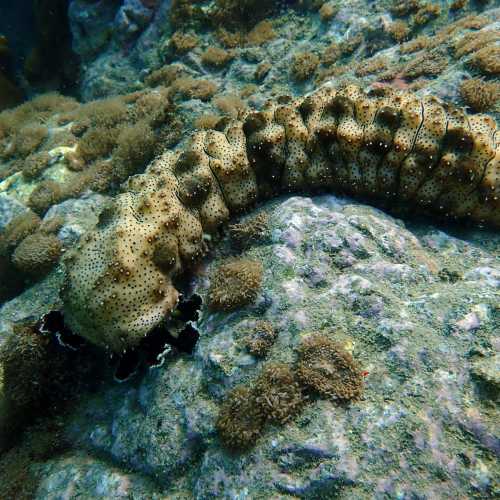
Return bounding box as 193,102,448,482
0,211,41,256
11,233,62,277
229,212,269,250
244,320,277,357
63,83,500,352
216,363,306,450
216,334,363,450
295,334,363,401
208,259,263,312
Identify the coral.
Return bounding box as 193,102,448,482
44,130,77,152
28,180,63,215
460,79,500,112
0,421,68,500
194,113,222,130
171,77,218,101
228,212,269,249
12,124,48,159
77,126,120,163
201,47,235,68
216,363,304,450
216,385,265,450
216,28,243,48
208,259,263,311
64,151,86,172
401,49,447,78
63,84,500,352
321,43,342,66
319,2,338,22
400,35,429,54
240,85,258,98
0,320,99,452
28,92,78,115
0,320,97,451
355,56,389,77
244,320,277,357
413,4,441,26
132,87,174,128
470,46,500,76
78,98,128,129
390,0,421,17
0,211,41,256
450,0,468,10
255,62,272,82
387,20,411,43
21,151,51,180
291,52,320,81
0,325,55,412
169,31,198,54
246,20,276,46
341,33,363,55
295,334,363,402
70,120,89,137
144,64,188,88
12,232,62,276
454,30,499,58
213,0,278,30
169,0,206,29
253,363,305,424
112,121,156,179
85,161,115,193
213,94,247,119
39,215,64,235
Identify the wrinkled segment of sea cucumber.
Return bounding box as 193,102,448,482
63,84,499,352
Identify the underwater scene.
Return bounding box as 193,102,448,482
0,0,499,498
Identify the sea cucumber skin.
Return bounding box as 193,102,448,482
62,84,499,351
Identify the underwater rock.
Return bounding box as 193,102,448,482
69,0,172,100
35,452,162,499
32,194,500,497
68,0,120,61
471,354,500,402
43,193,111,246
0,193,29,232
114,0,156,42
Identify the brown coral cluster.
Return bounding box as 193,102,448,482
0,88,179,222
208,259,263,312
63,83,500,352
216,363,306,450
216,334,363,450
0,209,63,291
296,334,363,401
229,212,269,249
460,79,500,112
244,320,277,357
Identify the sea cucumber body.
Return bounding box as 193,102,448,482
63,85,500,351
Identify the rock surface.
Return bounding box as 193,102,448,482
23,194,499,499
68,0,171,100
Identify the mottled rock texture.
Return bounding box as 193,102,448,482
31,195,499,498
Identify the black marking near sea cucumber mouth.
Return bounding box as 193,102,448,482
113,293,202,380
36,310,86,350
